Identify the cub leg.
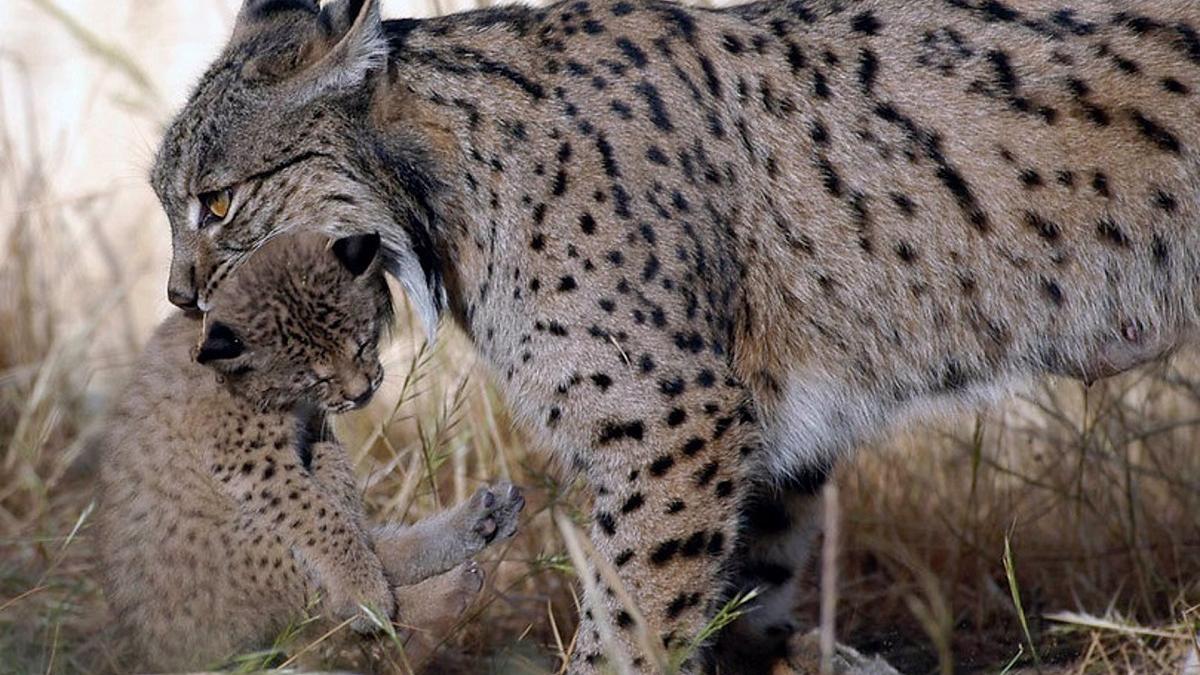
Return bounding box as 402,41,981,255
391,561,485,634
715,462,831,673
215,440,393,631
371,482,524,585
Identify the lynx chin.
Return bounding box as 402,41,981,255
151,0,1200,671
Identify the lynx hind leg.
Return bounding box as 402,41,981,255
715,463,830,673
371,482,524,586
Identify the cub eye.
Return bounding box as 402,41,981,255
198,188,232,227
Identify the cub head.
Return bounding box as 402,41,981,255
151,0,443,335
194,231,393,413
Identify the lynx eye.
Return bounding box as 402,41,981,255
198,188,232,227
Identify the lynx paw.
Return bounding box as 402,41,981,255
467,482,524,545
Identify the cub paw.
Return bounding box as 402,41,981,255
466,482,525,546
445,560,485,614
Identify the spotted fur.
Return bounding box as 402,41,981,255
152,0,1200,671
96,232,523,670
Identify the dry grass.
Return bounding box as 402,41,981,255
2,2,1199,673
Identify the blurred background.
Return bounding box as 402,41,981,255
1,1,1198,673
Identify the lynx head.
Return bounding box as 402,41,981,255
195,231,393,413
151,0,443,335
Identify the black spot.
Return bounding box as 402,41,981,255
810,120,829,145
1161,77,1189,94
890,193,916,216
596,511,617,536
596,134,620,177
1153,190,1178,212
591,373,614,390
530,233,546,251
1042,278,1065,306
1091,172,1110,197
579,212,597,234
722,33,744,54
851,11,881,35
1152,234,1170,265
646,146,670,165
694,461,718,485
650,539,681,565
620,492,645,513
812,69,830,98
699,54,722,98
649,455,675,476
1019,169,1042,188
635,81,674,131
666,499,685,513
547,407,561,426
681,437,706,456
614,37,647,69
857,48,879,93
817,157,842,197
895,241,917,263
1082,102,1111,126
1130,110,1182,154
616,610,634,628
786,42,807,73
1096,218,1129,246
1024,212,1060,242
659,377,685,397
681,531,707,557
666,408,687,426
615,549,635,566
558,276,578,292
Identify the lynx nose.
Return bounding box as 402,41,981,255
167,260,198,310
168,285,198,310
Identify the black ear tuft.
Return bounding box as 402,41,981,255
243,0,319,20
196,322,245,364
332,233,381,276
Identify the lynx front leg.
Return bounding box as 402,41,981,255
557,379,758,673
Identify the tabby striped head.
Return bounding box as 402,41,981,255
151,0,444,334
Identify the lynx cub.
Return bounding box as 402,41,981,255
97,232,523,670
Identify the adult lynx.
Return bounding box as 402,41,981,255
150,0,1200,670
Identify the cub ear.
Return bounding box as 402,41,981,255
196,322,245,364
332,233,381,277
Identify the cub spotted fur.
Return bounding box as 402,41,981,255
96,232,523,670
151,0,1200,671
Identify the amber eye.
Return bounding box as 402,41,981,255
199,188,232,226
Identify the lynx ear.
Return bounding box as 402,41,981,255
305,0,386,91
232,0,385,92
332,233,381,277
196,322,245,364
